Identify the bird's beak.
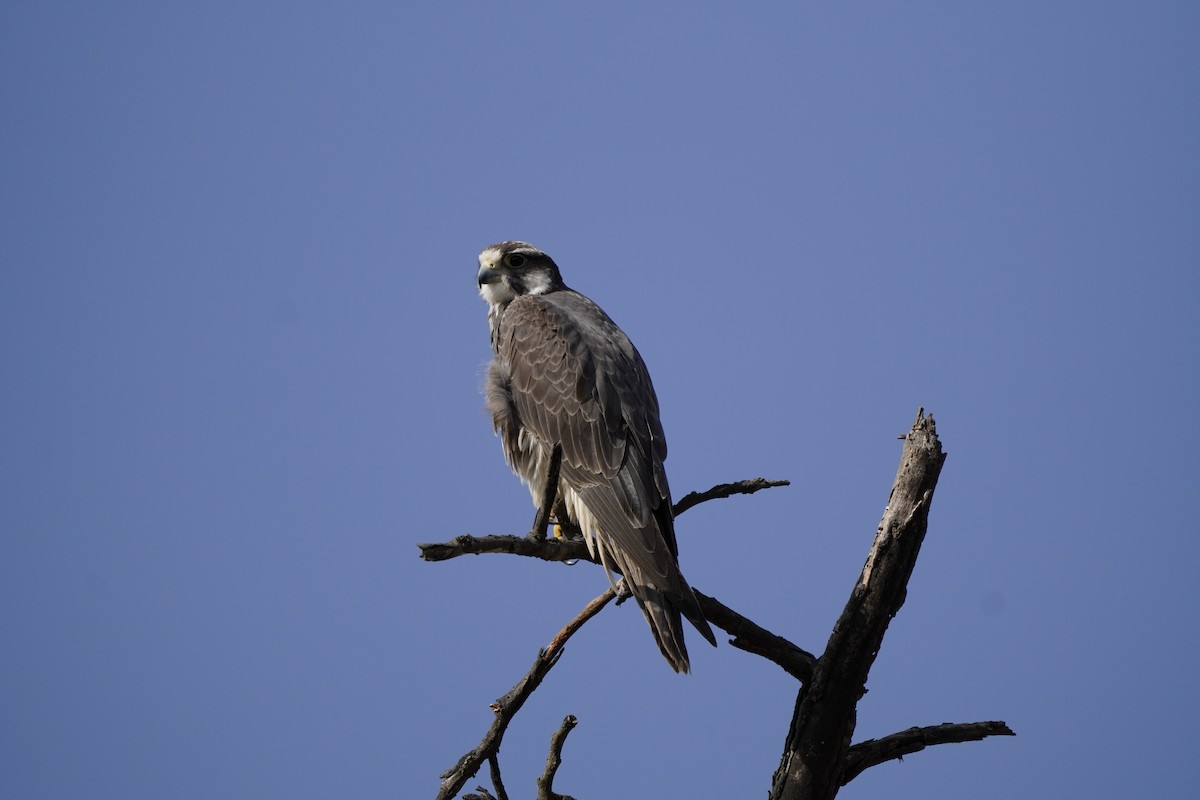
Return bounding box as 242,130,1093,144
477,265,502,287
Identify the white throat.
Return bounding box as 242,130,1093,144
479,280,516,309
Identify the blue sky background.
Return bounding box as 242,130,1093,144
3,3,1198,798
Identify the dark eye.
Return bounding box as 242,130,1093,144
505,254,526,268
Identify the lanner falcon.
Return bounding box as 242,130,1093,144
477,241,717,672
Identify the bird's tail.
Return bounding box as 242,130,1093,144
569,486,717,672
634,578,717,674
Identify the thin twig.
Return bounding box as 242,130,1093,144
842,721,1016,784
545,590,616,660
436,589,616,800
673,477,790,517
536,715,579,800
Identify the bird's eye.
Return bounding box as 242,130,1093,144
505,254,526,268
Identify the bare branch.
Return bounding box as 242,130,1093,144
772,410,950,800
418,529,812,683
842,721,1016,784
462,789,497,800
417,476,789,562
432,416,1011,798
436,589,616,800
536,715,579,800
487,754,508,800
418,534,593,565
694,591,816,682
419,475,812,685
544,590,615,660
673,477,790,517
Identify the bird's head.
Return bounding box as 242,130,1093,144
476,241,565,308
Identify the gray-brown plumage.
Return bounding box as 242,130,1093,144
477,241,716,672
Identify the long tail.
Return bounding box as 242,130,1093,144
630,575,717,674
569,485,717,672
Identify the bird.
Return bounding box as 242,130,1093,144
476,240,717,672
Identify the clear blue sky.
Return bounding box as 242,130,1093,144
2,3,1197,798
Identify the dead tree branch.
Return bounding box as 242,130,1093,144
536,715,579,800
418,477,788,563
418,533,592,566
694,591,816,682
672,477,790,517
436,589,615,800
770,409,952,800
419,529,810,681
418,514,811,681
418,477,810,678
486,755,508,800
425,425,1012,798
841,721,1016,785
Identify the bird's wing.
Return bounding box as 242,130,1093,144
498,290,718,668
498,291,676,575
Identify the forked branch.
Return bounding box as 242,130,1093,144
426,419,1012,800
418,477,811,680
771,410,970,800
435,589,615,800
536,715,579,800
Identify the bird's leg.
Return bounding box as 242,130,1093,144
551,503,580,540
613,577,633,606
527,443,562,540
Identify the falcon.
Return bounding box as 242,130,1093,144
477,241,717,672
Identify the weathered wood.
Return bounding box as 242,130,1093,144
770,410,948,800
424,431,1012,798
694,591,816,682
419,533,591,565
418,529,815,682
535,715,579,800
672,477,790,516
841,721,1015,784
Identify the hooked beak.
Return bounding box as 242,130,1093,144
477,265,502,287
